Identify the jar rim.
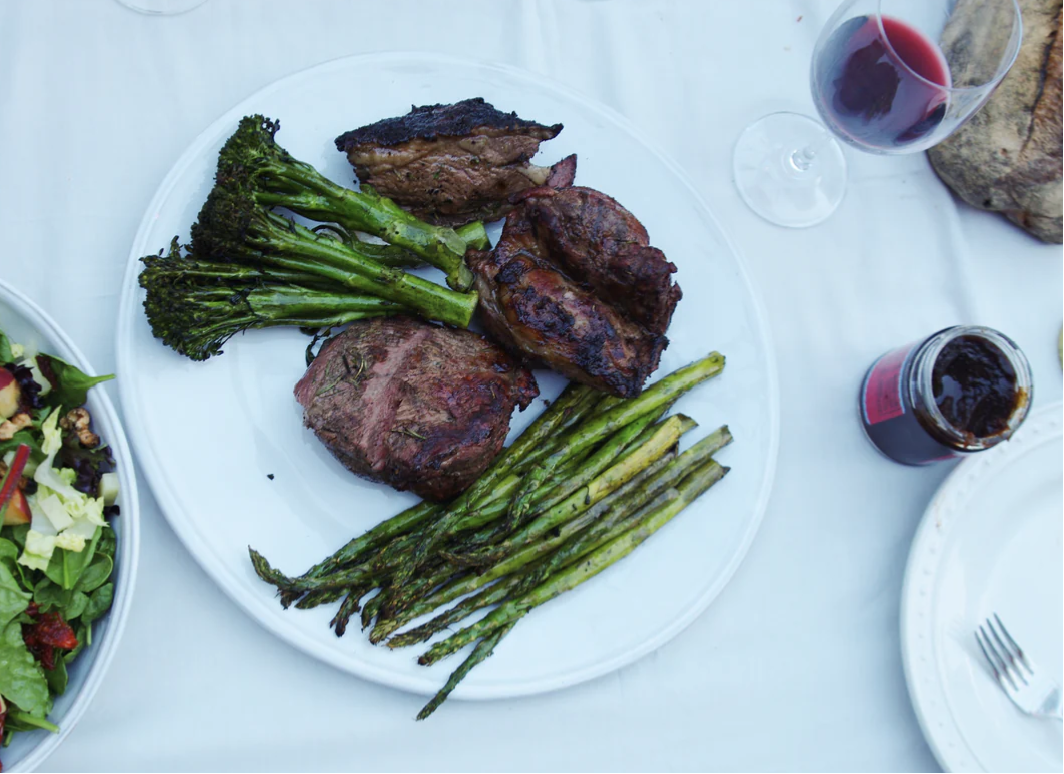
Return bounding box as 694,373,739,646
911,325,1033,450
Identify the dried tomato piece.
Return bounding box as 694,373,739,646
32,613,78,649
22,612,78,670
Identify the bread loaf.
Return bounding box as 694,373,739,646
928,0,1062,243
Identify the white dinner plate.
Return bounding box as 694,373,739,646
902,402,1063,772
115,52,779,699
0,280,140,772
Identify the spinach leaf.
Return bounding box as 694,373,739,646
0,564,30,628
0,431,43,459
74,554,111,595
35,355,113,411
0,539,19,565
64,591,89,622
0,622,50,718
32,580,70,614
6,709,58,733
0,331,13,364
96,526,116,560
44,659,67,697
45,527,101,591
81,583,113,625
2,525,29,553
0,531,31,591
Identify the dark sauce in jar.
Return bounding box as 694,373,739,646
859,326,1032,465
932,336,1018,440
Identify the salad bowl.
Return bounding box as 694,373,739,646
0,279,139,773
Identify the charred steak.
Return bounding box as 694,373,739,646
468,186,681,398
520,186,682,336
294,317,538,501
334,98,577,227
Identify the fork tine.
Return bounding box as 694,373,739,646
977,624,1018,691
993,613,1033,675
987,616,1029,687
975,628,1003,682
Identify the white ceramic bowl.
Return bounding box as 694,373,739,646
0,279,139,773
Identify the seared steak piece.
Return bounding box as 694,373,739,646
335,98,577,227
519,186,682,335
294,317,538,501
468,187,681,398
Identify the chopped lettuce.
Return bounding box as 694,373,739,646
39,408,61,458
37,494,73,532
54,520,97,553
19,532,56,572
18,408,109,571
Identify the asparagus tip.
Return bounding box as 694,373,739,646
248,546,296,593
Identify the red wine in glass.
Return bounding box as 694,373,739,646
814,15,951,150
734,0,1021,228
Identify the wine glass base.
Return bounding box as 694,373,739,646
733,112,847,228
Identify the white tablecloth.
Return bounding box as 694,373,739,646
1,1,1060,770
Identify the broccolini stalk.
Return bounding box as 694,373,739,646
139,243,405,361
189,182,477,328
214,115,475,292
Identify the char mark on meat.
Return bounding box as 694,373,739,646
294,316,538,502
335,98,562,147
334,98,577,227
468,186,681,398
518,186,682,335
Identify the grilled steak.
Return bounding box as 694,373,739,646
519,186,682,335
468,187,681,398
335,98,577,227
294,317,538,501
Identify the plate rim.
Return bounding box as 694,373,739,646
899,400,1064,772
0,279,141,773
114,50,780,700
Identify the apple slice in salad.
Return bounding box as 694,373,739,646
0,328,119,753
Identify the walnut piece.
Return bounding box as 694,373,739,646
59,408,99,448
0,413,32,442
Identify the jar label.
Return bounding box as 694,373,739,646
861,343,916,425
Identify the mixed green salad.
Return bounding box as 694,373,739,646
0,328,118,762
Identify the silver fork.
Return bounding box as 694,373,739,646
975,613,1063,721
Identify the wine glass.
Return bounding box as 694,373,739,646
733,0,1023,228
114,0,208,14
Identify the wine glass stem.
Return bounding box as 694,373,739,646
789,128,834,173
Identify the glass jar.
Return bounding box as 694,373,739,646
859,325,1033,465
